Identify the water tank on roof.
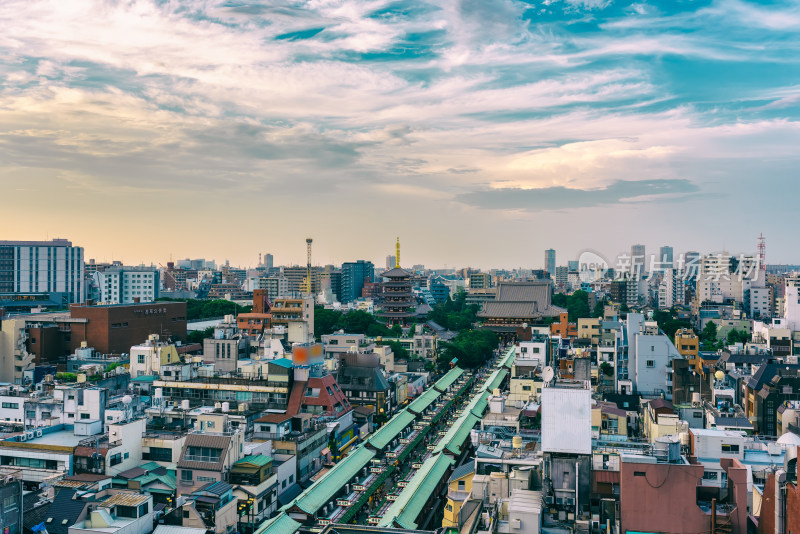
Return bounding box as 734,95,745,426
692,392,701,406
181,399,190,410
222,402,230,413
513,435,523,450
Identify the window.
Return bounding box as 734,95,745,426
185,446,221,463
633,471,646,477
181,470,193,481
197,476,215,483
702,471,718,480
80,413,90,420
1,402,19,409
137,355,145,364
646,360,655,368
458,480,465,490
721,444,740,453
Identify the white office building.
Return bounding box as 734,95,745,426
92,266,160,304
0,239,85,303
785,274,800,331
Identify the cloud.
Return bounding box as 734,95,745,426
457,179,700,211
1,0,799,265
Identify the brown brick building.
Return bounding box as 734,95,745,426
23,302,187,363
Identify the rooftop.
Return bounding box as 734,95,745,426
99,492,151,508
3,428,86,448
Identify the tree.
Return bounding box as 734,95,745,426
440,329,498,369
566,290,591,322
619,302,630,313
701,321,718,349
551,292,568,308
187,326,215,344
592,298,606,318
315,308,343,337
425,295,478,333
156,298,250,320
599,362,614,377
652,310,695,340
726,328,750,345
383,341,409,360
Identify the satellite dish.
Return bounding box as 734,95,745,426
542,366,555,383
714,370,725,381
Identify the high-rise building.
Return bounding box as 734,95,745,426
683,251,700,283
469,272,492,289
544,249,556,277
631,244,646,274
567,260,579,272
659,246,674,270
658,269,685,309
341,260,375,303
385,255,396,270
554,266,568,289
282,266,322,295
0,239,85,306
264,253,274,271
92,266,160,304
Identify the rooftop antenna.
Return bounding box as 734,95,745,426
306,238,313,293
395,237,401,268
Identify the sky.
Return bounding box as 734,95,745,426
1,0,799,269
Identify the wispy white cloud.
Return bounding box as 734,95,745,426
1,0,800,265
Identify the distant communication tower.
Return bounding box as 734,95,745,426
306,238,313,293
757,233,766,272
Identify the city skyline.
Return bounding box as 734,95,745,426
1,235,792,272
3,0,800,266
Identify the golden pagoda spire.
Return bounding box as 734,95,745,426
395,237,400,268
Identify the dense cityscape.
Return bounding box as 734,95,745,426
4,0,800,533
0,237,799,534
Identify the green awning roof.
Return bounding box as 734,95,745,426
498,346,516,369
434,367,464,392
368,409,416,450
468,393,490,417
378,453,454,528
132,375,158,382
434,412,480,455
288,444,375,515
134,472,177,490
407,387,441,414
144,487,174,494
253,512,301,534
480,368,508,393
236,454,272,467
